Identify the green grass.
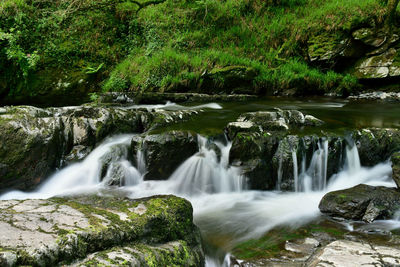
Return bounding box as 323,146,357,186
0,0,390,101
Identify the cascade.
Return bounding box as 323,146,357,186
292,148,299,192
168,135,245,195
298,139,329,192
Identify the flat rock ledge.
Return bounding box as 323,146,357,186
0,195,204,266
307,240,400,267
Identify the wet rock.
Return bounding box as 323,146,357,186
285,238,320,255
353,128,400,166
0,105,200,191
0,195,204,266
307,240,400,266
63,145,92,165
226,109,323,139
392,151,400,189
73,240,204,267
101,92,257,104
131,131,198,180
348,91,400,101
319,184,400,222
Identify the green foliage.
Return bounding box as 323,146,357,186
101,0,382,94
0,0,388,99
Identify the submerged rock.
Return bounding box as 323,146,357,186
307,240,400,266
392,151,400,189
0,195,204,266
0,105,200,191
131,131,198,180
319,184,400,222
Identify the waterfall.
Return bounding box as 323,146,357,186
298,139,329,192
276,153,283,191
292,149,299,192
168,135,245,195
345,141,361,172
0,135,141,199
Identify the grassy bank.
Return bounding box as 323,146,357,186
0,0,389,102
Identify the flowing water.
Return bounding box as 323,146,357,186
1,99,399,266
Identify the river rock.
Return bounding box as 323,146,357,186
0,105,200,191
0,195,204,266
353,128,400,166
392,151,400,189
226,109,323,139
348,91,400,101
319,184,400,222
131,131,198,180
100,92,257,104
307,240,400,266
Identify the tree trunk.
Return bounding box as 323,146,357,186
386,0,400,28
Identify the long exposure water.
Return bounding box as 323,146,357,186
1,98,399,266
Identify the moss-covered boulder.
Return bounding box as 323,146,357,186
307,32,360,67
0,195,204,266
0,105,201,191
354,48,400,79
131,131,198,180
319,184,400,222
200,66,258,94
392,151,400,189
353,128,400,166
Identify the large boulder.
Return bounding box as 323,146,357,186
0,195,204,266
131,131,198,180
0,105,200,191
200,66,258,94
353,128,400,166
392,151,400,189
307,32,361,67
319,184,400,222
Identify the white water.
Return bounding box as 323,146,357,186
123,101,223,111
0,133,397,265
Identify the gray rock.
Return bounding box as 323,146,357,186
352,28,387,47
354,48,400,79
348,91,400,101
307,240,400,267
226,109,323,138
0,105,200,191
0,195,204,266
131,131,198,180
319,184,400,222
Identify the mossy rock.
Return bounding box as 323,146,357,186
0,195,204,266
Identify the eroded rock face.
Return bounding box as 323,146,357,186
307,240,400,267
0,195,204,266
319,184,400,222
392,151,400,189
131,131,198,180
0,105,200,191
354,48,400,79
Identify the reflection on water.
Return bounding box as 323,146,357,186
152,97,400,135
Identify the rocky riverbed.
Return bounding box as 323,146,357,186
1,99,400,267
